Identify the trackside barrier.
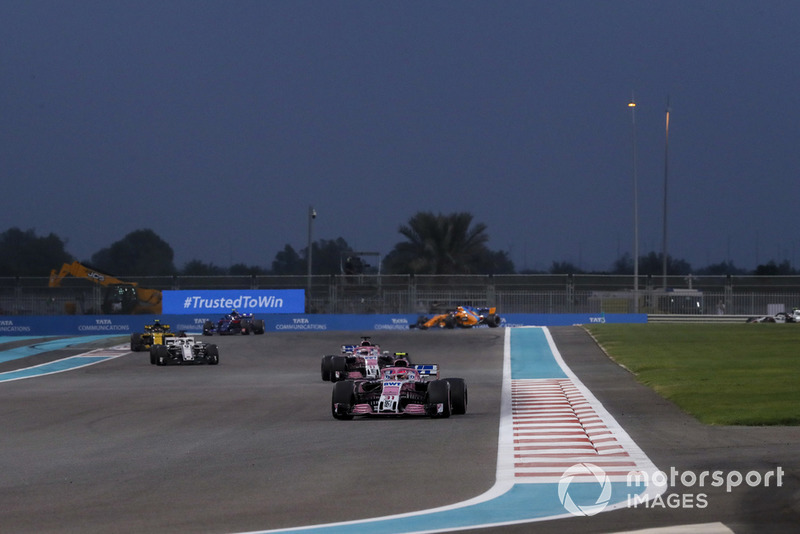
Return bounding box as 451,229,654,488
0,313,647,336
647,314,753,323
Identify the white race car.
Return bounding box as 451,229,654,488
149,336,220,365
746,308,800,323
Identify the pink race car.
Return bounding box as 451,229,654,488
331,360,467,419
320,336,410,382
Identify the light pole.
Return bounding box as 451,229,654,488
662,96,671,289
629,94,639,312
307,206,316,300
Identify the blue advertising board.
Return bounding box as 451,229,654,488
162,289,305,315
262,313,646,331
0,313,647,337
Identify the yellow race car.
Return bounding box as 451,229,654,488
130,320,184,351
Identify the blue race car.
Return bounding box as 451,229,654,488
202,312,265,335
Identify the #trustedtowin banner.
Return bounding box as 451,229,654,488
162,289,305,314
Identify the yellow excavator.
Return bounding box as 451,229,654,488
49,261,162,314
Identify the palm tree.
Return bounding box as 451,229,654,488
384,212,492,274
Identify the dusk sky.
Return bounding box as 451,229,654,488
3,1,799,273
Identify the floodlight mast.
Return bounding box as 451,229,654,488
628,94,639,313
307,206,316,299
662,96,671,289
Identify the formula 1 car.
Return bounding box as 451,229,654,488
320,336,410,382
149,336,219,366
412,305,502,329
202,312,265,335
130,319,185,351
746,308,800,323
331,359,467,419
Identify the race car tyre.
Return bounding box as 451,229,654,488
444,315,456,329
426,379,452,418
252,319,265,334
202,321,214,336
149,346,158,365
206,344,219,365
445,378,468,415
321,355,335,381
332,380,356,420
415,316,429,330
130,333,143,352
378,355,395,368
154,345,170,366
485,314,501,328
330,356,348,383
241,323,250,335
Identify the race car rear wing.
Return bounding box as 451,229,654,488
412,364,439,380
342,345,393,355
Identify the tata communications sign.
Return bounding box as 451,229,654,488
163,290,305,314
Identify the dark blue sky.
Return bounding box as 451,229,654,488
3,1,799,272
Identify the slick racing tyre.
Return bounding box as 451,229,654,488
485,314,502,327
131,333,146,352
445,378,468,415
426,379,452,418
330,356,348,383
251,319,265,334
321,354,335,381
154,345,170,366
331,380,356,420
206,344,219,365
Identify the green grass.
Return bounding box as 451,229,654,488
584,323,800,426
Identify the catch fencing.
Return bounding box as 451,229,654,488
2,273,800,317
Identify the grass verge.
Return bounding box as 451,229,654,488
584,323,800,426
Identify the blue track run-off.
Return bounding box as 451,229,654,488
247,327,664,534
0,335,130,382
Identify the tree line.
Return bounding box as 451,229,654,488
0,212,794,278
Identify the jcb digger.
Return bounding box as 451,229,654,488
49,261,162,314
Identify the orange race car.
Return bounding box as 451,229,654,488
411,305,502,329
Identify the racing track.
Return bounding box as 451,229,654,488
0,328,797,533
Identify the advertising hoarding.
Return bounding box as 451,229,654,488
162,289,305,315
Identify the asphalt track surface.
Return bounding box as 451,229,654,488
0,328,797,533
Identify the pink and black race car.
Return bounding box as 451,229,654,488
320,336,410,382
331,360,467,419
